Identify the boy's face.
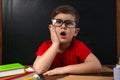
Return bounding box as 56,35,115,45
53,13,80,43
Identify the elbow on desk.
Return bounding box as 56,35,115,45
88,62,102,74
94,63,102,73
33,66,45,74
96,66,102,73
93,59,102,73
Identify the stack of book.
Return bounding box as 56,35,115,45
0,63,25,78
1,72,42,80
0,63,43,80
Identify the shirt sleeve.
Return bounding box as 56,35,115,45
76,41,92,62
36,41,51,56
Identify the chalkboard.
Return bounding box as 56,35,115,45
2,0,117,65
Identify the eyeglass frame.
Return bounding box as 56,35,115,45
51,19,77,28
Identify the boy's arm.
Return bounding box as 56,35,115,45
33,43,59,74
33,25,60,74
43,53,102,75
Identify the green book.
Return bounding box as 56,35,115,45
0,63,25,77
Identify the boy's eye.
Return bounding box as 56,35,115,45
65,21,73,25
65,20,74,26
56,19,63,24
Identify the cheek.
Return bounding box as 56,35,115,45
55,28,60,34
68,30,76,36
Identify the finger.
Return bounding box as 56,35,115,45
48,24,54,29
43,70,56,76
49,25,55,33
47,71,56,76
43,71,50,75
48,24,52,29
48,25,54,36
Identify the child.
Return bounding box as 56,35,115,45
33,5,102,75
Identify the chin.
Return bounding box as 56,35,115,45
60,39,71,44
60,39,67,43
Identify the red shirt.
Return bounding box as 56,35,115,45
36,38,92,69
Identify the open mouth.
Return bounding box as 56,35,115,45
60,32,66,36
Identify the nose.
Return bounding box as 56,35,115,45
60,23,67,29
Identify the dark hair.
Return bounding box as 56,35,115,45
51,5,80,26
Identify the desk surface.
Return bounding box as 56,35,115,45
0,65,114,80
42,75,113,80
41,65,113,80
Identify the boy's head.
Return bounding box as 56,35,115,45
50,5,80,44
51,5,80,26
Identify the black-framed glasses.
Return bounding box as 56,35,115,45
51,19,76,28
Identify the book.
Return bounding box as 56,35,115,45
0,63,25,78
12,72,43,80
0,66,43,80
0,72,33,80
0,72,43,80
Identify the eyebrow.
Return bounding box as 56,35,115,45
53,19,75,22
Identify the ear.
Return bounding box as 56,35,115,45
74,28,80,37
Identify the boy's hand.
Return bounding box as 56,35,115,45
43,67,66,75
48,25,60,45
